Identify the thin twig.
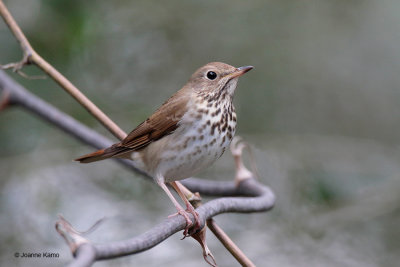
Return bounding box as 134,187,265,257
55,215,90,255
0,0,126,140
207,219,255,267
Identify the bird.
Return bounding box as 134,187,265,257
75,62,253,236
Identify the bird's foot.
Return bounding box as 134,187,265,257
185,205,201,237
168,208,193,237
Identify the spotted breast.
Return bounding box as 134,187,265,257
135,92,236,182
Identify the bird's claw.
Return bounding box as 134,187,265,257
185,209,201,237
168,209,194,237
191,224,217,267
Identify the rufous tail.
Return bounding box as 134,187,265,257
75,149,110,163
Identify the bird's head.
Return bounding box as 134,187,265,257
187,62,253,101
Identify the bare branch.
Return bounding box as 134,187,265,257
55,216,91,255
56,177,273,267
207,219,255,267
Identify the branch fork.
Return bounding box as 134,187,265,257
55,215,91,255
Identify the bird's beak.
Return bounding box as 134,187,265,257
229,65,254,78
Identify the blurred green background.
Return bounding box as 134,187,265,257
1,0,400,266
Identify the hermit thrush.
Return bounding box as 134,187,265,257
75,62,253,235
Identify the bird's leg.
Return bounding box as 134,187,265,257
170,181,201,234
156,180,193,236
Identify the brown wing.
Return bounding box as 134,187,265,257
120,88,190,149
75,88,190,163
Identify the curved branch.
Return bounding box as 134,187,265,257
96,179,272,258
57,178,273,267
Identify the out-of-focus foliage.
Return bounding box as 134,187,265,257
1,0,399,266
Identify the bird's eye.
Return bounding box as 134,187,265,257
206,71,217,80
